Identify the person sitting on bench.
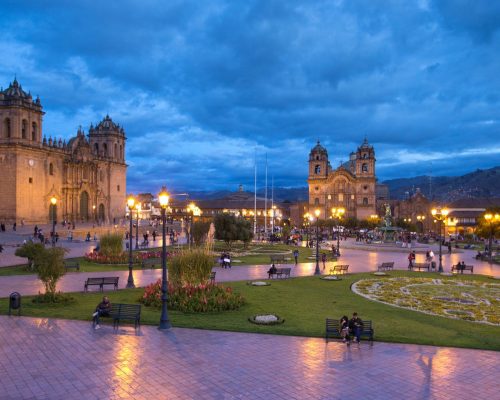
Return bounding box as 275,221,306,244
349,312,364,344
340,315,350,343
92,296,111,330
268,263,277,278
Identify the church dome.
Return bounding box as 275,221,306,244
310,140,328,157
90,115,125,136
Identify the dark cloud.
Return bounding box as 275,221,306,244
0,0,499,193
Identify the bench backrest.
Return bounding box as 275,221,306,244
381,262,394,267
86,277,104,284
334,264,349,270
64,261,79,266
111,303,141,318
326,318,340,331
102,277,119,284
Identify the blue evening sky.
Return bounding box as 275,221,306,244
1,0,499,192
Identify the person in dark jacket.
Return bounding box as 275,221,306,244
340,315,350,343
92,296,111,329
268,263,277,278
293,249,299,265
349,312,364,343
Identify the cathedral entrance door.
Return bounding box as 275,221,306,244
98,204,105,222
80,191,89,221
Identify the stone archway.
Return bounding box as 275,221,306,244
80,191,89,221
98,203,105,222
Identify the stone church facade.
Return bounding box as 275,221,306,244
0,79,127,224
308,139,377,220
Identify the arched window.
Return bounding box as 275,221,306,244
362,197,368,205
314,198,320,206
22,120,28,139
49,163,54,175
114,143,118,158
120,145,123,160
363,153,368,159
100,170,104,182
315,155,320,161
4,118,11,138
32,122,37,141
362,163,368,172
314,165,321,174
103,143,108,156
94,143,99,154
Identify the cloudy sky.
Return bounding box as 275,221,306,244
1,0,500,193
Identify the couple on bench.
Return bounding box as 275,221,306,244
340,312,364,344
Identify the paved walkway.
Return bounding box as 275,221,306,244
0,316,498,400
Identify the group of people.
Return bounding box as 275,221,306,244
339,312,364,344
220,252,231,268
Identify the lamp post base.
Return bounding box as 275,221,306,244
126,282,135,289
159,320,172,330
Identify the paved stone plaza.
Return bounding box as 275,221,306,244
0,315,498,400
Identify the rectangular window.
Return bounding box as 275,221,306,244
29,177,33,183
117,185,120,192
338,193,344,201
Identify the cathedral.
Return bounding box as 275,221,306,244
0,79,127,224
308,139,377,220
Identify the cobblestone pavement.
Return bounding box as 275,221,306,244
0,316,498,400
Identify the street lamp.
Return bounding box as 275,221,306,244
431,207,449,272
135,203,141,249
92,204,96,223
126,196,136,288
158,186,172,330
331,207,345,256
50,196,57,247
303,212,311,247
314,208,321,275
187,202,200,248
484,213,500,262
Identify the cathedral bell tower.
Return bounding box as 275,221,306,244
88,115,126,163
355,138,375,177
308,141,329,180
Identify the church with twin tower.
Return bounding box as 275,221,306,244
0,78,127,224
308,139,377,220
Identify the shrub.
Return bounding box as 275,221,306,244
169,248,214,286
34,247,67,301
15,242,45,271
99,233,124,257
32,292,75,304
140,279,245,313
192,221,211,246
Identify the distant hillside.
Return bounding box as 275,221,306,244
382,166,500,201
187,166,500,203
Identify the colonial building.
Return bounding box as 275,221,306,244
308,139,377,220
0,79,127,224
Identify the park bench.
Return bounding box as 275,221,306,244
139,242,149,249
329,265,349,275
269,267,291,279
270,254,286,264
408,263,430,271
209,271,216,284
377,262,394,271
84,277,119,292
325,318,374,342
109,303,141,330
64,260,80,271
141,258,159,269
451,264,474,274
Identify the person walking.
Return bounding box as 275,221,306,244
321,253,327,270
293,249,299,265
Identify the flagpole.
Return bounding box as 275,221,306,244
271,175,274,234
254,150,257,235
264,154,268,238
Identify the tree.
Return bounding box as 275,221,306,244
281,225,291,243
191,221,211,246
34,247,67,300
15,242,45,271
214,213,239,249
344,217,358,230
236,218,253,248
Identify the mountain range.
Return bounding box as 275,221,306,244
187,166,500,202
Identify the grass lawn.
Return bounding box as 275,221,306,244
1,271,498,351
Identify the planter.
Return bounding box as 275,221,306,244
247,281,270,286
321,275,342,281
248,314,284,325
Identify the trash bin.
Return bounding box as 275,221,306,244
9,292,21,316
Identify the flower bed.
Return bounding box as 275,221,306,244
84,250,170,264
353,277,500,325
140,279,245,313
248,314,284,325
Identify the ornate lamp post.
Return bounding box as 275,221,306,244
187,202,200,248
303,212,311,247
431,207,449,272
331,207,345,256
126,196,136,288
484,213,500,262
416,215,426,233
158,186,172,330
314,208,321,275
50,196,57,247
92,204,96,224
135,203,141,249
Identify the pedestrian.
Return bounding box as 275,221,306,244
13,222,16,231
408,251,414,268
152,230,157,242
321,253,327,270
448,242,452,254
293,249,299,265
340,315,350,343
